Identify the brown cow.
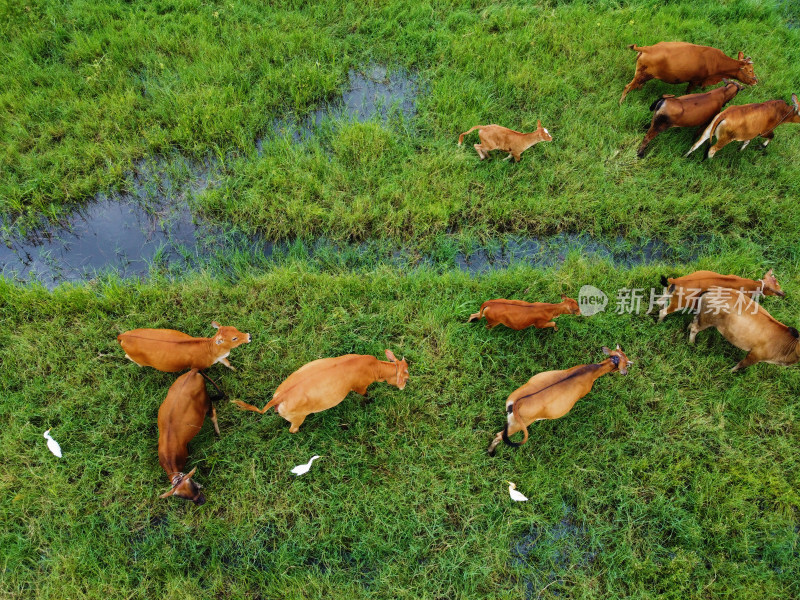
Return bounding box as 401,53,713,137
688,290,800,371
467,295,580,331
685,94,800,158
620,42,757,104
231,350,410,433
118,321,251,372
637,81,742,157
458,121,552,162
658,269,784,322
158,369,220,505
487,346,632,456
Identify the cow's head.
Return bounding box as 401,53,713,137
211,321,252,349
602,345,632,375
160,468,206,505
536,120,553,142
761,269,785,297
385,350,410,390
736,52,757,85
559,294,581,315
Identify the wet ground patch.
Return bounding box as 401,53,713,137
259,64,419,147
511,504,597,598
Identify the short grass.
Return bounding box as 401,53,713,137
3,0,800,246
1,257,798,599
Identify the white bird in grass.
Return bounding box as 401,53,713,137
507,481,527,502
291,455,321,476
43,429,62,458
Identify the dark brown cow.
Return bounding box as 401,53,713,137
637,81,742,157
689,291,800,371
158,369,220,505
620,42,757,104
468,296,580,332
685,94,800,158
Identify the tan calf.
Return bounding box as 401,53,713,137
488,346,631,456
118,321,251,372
468,296,580,331
688,290,800,371
686,95,800,158
458,121,552,162
658,269,784,322
620,42,756,104
232,350,410,433
158,369,221,505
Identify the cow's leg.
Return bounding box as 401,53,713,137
687,316,711,344
685,81,700,94
761,132,774,148
619,68,653,104
288,414,307,434
540,321,558,331
485,318,500,329
638,118,671,157
731,352,759,372
707,132,733,159
503,152,513,161
124,353,145,367
740,139,751,151
512,152,522,163
209,405,221,436
658,295,679,323
487,431,504,456
474,144,487,160
218,357,236,371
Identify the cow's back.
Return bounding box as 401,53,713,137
118,328,208,372
158,371,209,467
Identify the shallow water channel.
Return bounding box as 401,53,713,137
1,64,697,288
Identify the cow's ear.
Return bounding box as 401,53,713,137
537,119,542,129
602,346,611,355
385,349,398,363
792,94,799,113
560,293,567,300
738,51,744,60
185,467,197,479
211,321,220,329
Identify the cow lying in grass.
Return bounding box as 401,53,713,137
468,295,580,331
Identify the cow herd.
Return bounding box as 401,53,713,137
113,40,799,506
461,41,798,161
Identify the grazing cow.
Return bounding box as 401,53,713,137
688,290,799,371
487,346,632,456
658,269,784,322
637,80,742,157
685,94,800,158
118,321,251,372
231,350,410,433
620,42,757,104
458,121,552,162
467,295,580,331
158,369,221,505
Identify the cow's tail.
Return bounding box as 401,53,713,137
686,113,725,156
230,393,282,415
198,370,225,402
628,44,645,56
502,400,530,448
458,125,482,146
650,97,666,112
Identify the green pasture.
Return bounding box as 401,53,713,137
2,0,800,598
1,258,798,599
2,0,800,245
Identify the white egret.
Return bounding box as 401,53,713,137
507,481,527,502
43,429,62,458
291,455,321,476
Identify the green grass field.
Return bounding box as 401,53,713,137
2,0,800,598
